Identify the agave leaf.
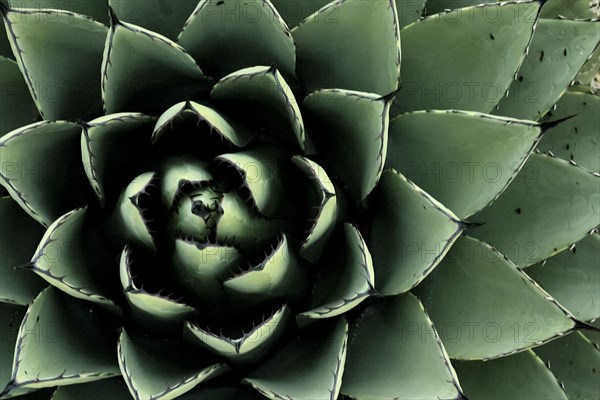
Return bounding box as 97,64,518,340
0,303,26,395
395,1,540,114
1,7,107,120
215,191,288,254
269,0,330,28
395,0,426,28
117,330,226,400
386,110,542,219
540,0,599,19
175,383,264,400
245,318,348,400
119,246,197,332
108,0,197,40
423,0,497,15
470,153,600,267
526,234,599,322
211,66,305,150
178,0,295,79
159,158,213,211
368,170,464,295
293,0,400,94
51,378,131,400
152,101,255,148
114,172,157,250
1,287,119,396
0,121,88,227
584,319,600,347
0,196,45,305
0,9,10,58
0,57,38,136
494,19,600,121
454,350,569,400
341,294,462,400
101,12,209,115
299,224,374,322
184,305,290,363
414,236,576,360
216,145,300,218
534,332,600,400
5,0,109,23
224,235,309,313
171,238,241,320
577,45,600,86
292,156,338,263
304,89,392,204
537,90,600,172
81,113,156,204
28,208,118,309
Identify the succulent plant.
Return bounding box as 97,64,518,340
0,0,599,399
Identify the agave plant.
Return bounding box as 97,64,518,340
0,0,599,399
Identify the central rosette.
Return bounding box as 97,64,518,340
107,98,338,362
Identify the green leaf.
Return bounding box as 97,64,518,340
51,378,131,400
184,305,290,363
577,46,600,87
341,294,462,400
396,1,540,113
0,121,89,227
81,113,156,204
1,303,26,394
424,0,497,15
0,12,11,59
216,145,300,218
368,170,464,295
292,0,401,94
118,330,226,400
215,191,287,255
494,19,600,121
269,0,331,28
535,332,600,400
178,0,295,79
5,0,109,23
395,0,426,28
119,246,197,333
159,157,213,211
0,196,45,305
1,287,119,396
540,0,599,19
471,153,600,267
29,208,118,309
101,13,209,115
245,318,348,400
114,172,157,250
2,7,107,120
108,0,197,40
526,234,599,322
304,89,392,203
299,224,374,321
455,350,569,400
583,319,600,348
211,66,305,150
386,110,542,219
224,235,309,313
0,57,38,136
153,101,255,148
537,90,600,172
171,238,241,321
291,156,339,263
414,236,576,360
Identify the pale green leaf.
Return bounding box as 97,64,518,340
415,236,576,360
2,7,107,120
178,0,295,79
494,19,600,121
526,234,600,322
368,170,463,295
471,153,600,266
245,318,348,400
455,350,569,400
396,1,540,113
342,294,462,400
386,110,542,218
292,0,401,94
